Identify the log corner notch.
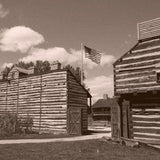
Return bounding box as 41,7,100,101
0,63,91,135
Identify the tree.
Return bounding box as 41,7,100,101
2,61,83,83
17,61,34,69
34,60,50,74
64,64,85,83
17,60,51,74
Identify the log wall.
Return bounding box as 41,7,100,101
0,70,68,134
67,71,88,133
114,38,160,95
130,95,160,143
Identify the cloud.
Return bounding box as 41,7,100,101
19,47,78,66
101,54,116,66
19,47,115,69
0,26,44,53
1,62,13,69
0,4,9,18
84,75,114,102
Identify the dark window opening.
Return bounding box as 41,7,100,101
157,72,160,82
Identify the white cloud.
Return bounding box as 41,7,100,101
19,47,79,66
19,47,115,70
0,26,44,53
85,75,114,102
0,4,9,18
1,62,13,69
101,54,116,66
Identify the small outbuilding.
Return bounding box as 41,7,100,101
92,95,115,122
112,18,160,144
0,62,91,135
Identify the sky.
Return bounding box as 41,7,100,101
0,0,160,102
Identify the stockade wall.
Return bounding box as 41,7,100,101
0,70,68,134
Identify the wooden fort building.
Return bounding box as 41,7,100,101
0,61,91,135
113,18,160,144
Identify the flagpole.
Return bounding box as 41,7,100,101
81,43,84,85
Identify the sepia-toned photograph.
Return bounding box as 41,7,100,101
0,0,160,159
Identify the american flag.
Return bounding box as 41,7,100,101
84,45,102,64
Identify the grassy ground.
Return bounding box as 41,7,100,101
0,133,72,140
0,139,159,160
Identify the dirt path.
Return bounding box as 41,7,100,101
0,132,111,145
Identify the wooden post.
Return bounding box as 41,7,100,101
16,78,19,115
122,100,130,138
111,100,121,140
81,43,84,85
39,74,42,132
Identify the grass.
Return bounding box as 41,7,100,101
0,133,72,140
0,139,159,160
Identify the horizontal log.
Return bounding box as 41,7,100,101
132,122,160,127
115,54,160,70
18,102,67,106
116,74,156,83
124,49,160,60
134,132,160,140
116,82,157,90
132,117,160,122
115,70,155,80
42,71,66,78
131,110,160,115
116,75,156,84
116,85,160,94
116,57,160,69
68,93,87,98
133,137,160,144
132,103,160,108
133,127,160,134
116,59,160,71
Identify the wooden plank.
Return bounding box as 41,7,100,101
138,18,160,40
132,122,160,127
131,110,160,115
133,128,160,134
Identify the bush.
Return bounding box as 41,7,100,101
0,112,33,137
18,114,33,134
0,112,17,136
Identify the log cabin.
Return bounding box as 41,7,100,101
92,94,114,122
0,61,91,135
112,17,160,144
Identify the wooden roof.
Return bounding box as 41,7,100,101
92,98,116,108
114,37,160,66
8,66,31,75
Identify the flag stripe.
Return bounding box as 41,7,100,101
84,45,102,64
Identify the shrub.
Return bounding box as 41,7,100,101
0,112,33,137
0,112,17,137
18,114,33,134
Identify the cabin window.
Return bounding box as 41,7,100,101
157,72,160,82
